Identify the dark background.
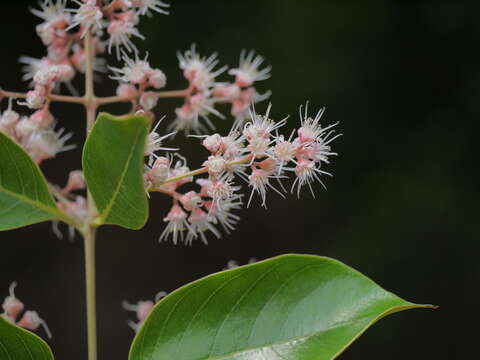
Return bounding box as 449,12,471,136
1,0,478,359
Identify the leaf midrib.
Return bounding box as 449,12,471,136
0,184,60,219
97,125,144,223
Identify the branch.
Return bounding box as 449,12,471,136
150,155,253,191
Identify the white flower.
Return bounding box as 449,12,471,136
144,116,177,156
247,167,285,208
177,44,227,91
25,126,75,162
185,208,220,245
203,155,226,176
133,0,170,16
229,50,271,87
18,57,51,85
110,53,152,84
170,92,224,134
67,0,103,37
107,19,145,59
205,195,243,234
243,103,287,141
159,203,192,244
31,0,71,45
289,158,331,198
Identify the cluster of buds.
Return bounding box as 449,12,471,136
144,102,340,245
122,291,167,332
162,46,271,134
110,53,167,114
0,98,74,164
29,0,169,74
108,44,273,135
1,282,52,339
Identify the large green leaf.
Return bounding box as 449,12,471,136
83,112,149,229
0,316,54,360
130,254,434,360
0,132,71,230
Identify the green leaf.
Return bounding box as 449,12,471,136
83,112,150,229
0,131,69,230
0,316,54,360
130,254,435,360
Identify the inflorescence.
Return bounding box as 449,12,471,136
0,0,340,245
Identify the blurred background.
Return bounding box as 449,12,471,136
1,0,477,359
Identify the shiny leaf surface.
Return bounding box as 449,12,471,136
83,113,150,229
0,316,54,360
130,254,434,360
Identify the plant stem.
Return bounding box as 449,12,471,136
83,226,97,360
149,155,253,191
84,30,98,360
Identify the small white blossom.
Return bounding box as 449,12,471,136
133,0,170,16
107,19,145,59
159,203,192,244
177,44,227,91
67,0,103,37
229,50,271,87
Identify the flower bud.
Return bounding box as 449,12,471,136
203,155,226,176
202,133,222,153
140,91,159,111
180,191,203,211
2,282,24,322
116,83,137,98
148,69,167,89
30,108,54,128
63,170,85,193
26,90,46,109
0,110,20,130
16,311,52,339
15,117,40,139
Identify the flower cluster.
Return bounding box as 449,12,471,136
0,98,74,164
1,282,52,338
110,53,167,114
108,45,272,135
0,1,340,246
145,102,340,245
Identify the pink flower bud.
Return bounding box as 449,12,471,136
0,110,20,129
148,163,170,185
56,64,75,82
15,117,40,139
180,191,203,211
2,282,24,322
203,155,226,176
116,83,138,98
71,46,86,72
148,69,167,89
235,71,254,88
202,133,223,153
231,88,255,117
30,108,54,128
136,301,154,322
16,311,52,339
213,84,241,101
139,91,159,111
63,170,85,193
26,90,46,109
